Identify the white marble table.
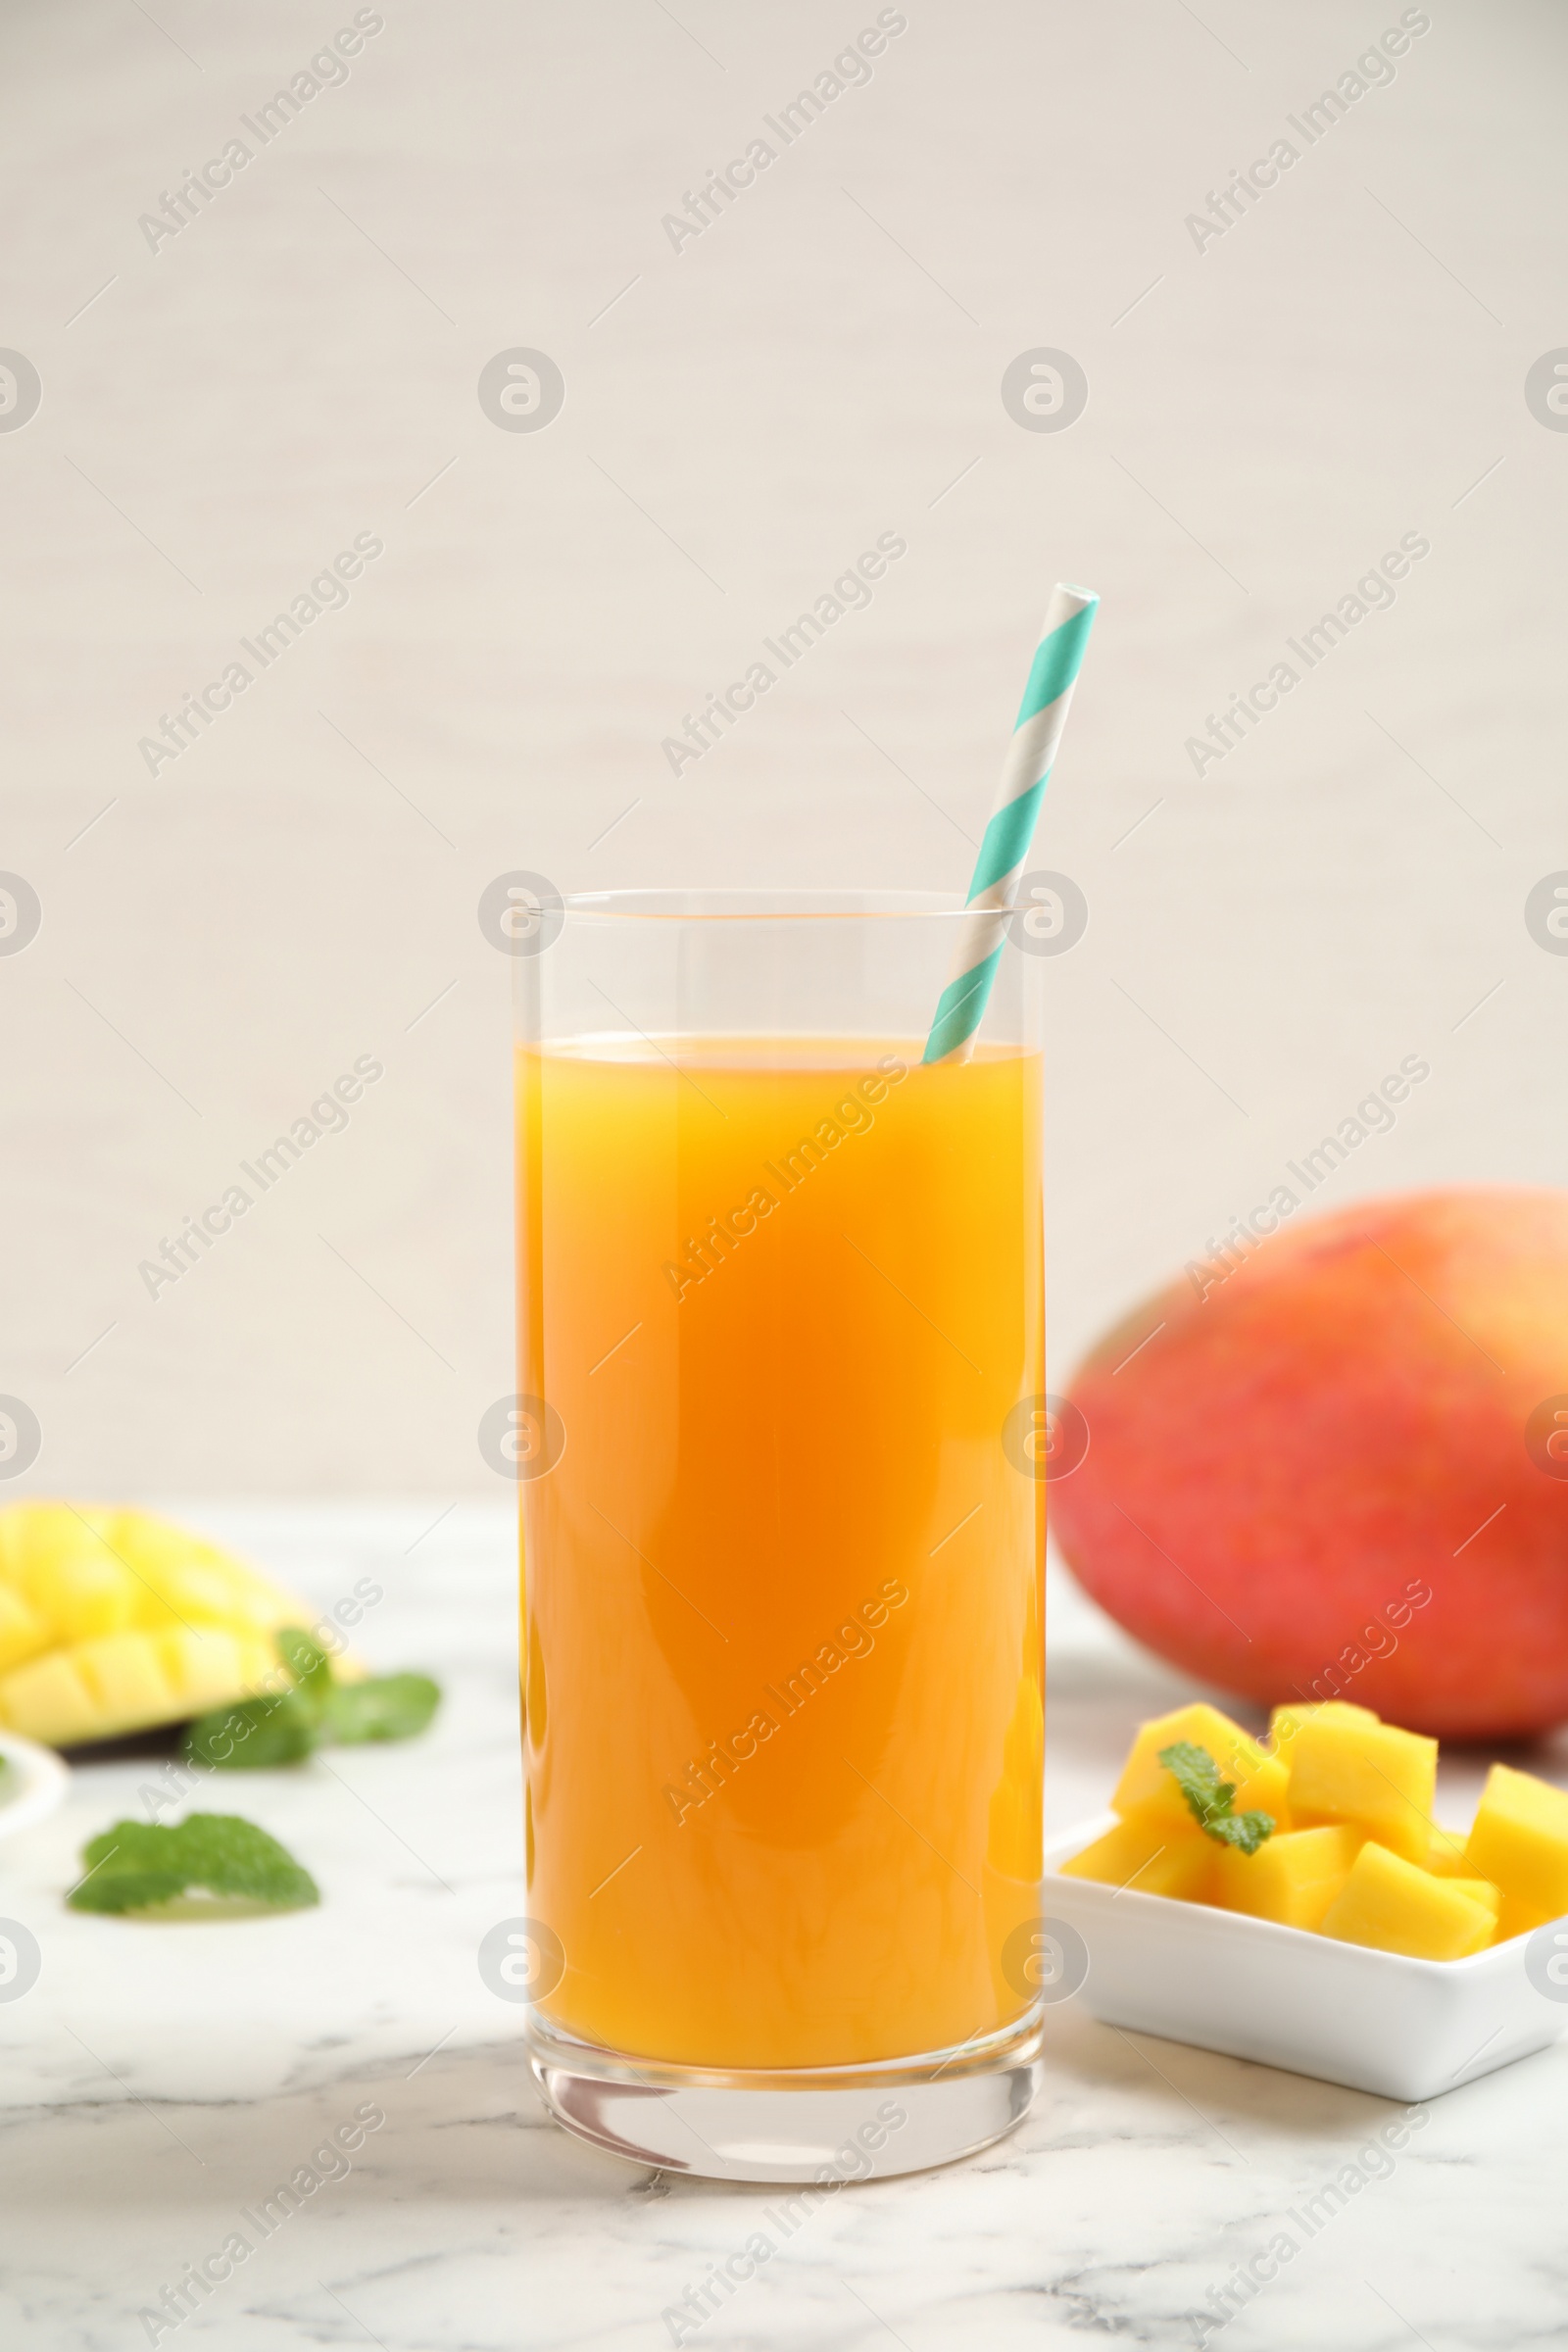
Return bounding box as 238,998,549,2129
1,1505,1560,2351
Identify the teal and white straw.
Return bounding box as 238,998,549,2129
922,582,1099,1064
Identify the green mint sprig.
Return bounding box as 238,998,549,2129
1157,1740,1276,1855
320,1673,441,1744
69,1814,319,1915
180,1629,440,1771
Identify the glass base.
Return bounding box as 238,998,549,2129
525,2006,1043,2182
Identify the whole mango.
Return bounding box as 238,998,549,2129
0,1503,319,1747
1050,1188,1568,1740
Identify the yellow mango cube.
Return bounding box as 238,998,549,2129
237,1635,289,1692
1426,1825,1470,1876
1286,1712,1436,1862
0,1584,49,1675
1213,1824,1362,1931
157,1627,246,1712
11,1506,135,1643
1112,1703,1288,1835
0,1650,102,1745
1061,1812,1215,1903
108,1511,311,1632
1496,1895,1553,1943
1321,1839,1494,1959
72,1632,176,1733
0,1500,115,1585
153,1558,270,1631
1446,1877,1500,1920
1268,1699,1377,1757
1462,1764,1568,1929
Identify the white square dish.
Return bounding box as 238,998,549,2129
1043,1813,1568,2101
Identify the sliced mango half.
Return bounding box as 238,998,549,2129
0,1502,320,1747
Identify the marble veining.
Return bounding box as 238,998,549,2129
0,1507,1559,2351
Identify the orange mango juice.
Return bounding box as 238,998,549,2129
516,1036,1044,2070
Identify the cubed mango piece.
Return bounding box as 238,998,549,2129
154,1558,269,1630
72,1632,176,1733
157,1627,246,1712
1321,1839,1494,1959
1446,1877,1500,1920
1061,1812,1215,1903
0,1650,102,1745
1462,1764,1568,1929
1496,1895,1554,1943
1113,1703,1289,1835
1426,1825,1470,1876
0,1583,50,1675
1226,1748,1292,1834
107,1510,314,1634
1268,1699,1377,1757
0,1500,115,1586
237,1636,287,1691
1213,1824,1362,1931
9,1504,135,1642
1286,1713,1436,1862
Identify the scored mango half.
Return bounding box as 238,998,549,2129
0,1502,318,1747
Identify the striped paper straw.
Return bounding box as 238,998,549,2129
922,583,1099,1064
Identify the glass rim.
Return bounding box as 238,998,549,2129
558,888,971,925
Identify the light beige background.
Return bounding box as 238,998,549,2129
2,0,1564,1495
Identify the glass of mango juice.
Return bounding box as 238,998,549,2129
510,891,1048,2180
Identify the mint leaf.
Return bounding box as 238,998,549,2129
1159,1740,1237,1824
275,1627,334,1717
322,1673,440,1745
1215,1806,1277,1857
69,1814,319,1915
1158,1740,1276,1853
181,1691,318,1770
177,1630,442,1772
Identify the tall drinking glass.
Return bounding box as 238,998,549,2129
513,891,1046,2180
